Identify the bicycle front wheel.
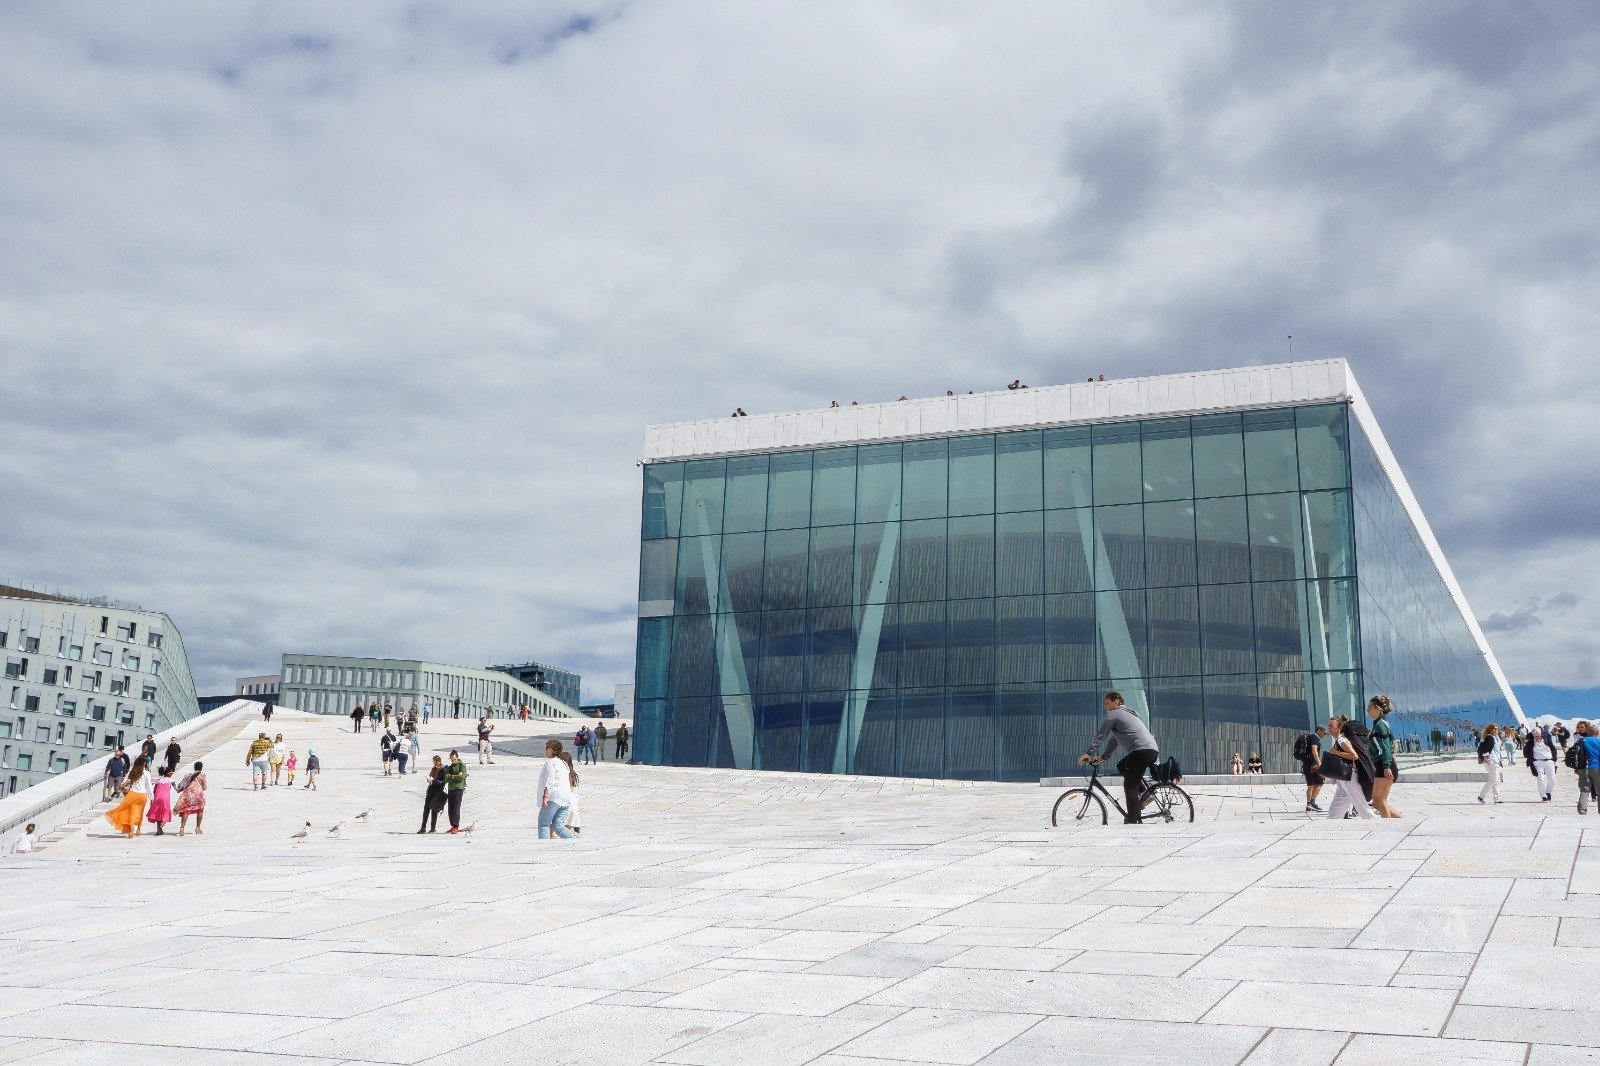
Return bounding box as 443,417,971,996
1052,788,1108,826
1143,783,1194,823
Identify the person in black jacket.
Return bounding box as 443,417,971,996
103,747,130,801
418,756,447,833
163,738,182,776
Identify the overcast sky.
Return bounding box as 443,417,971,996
2,2,1597,702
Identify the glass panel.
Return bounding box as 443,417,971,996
898,601,946,689
1258,668,1312,772
857,443,902,524
947,686,997,780
1144,501,1197,588
723,455,769,534
638,538,677,604
1146,586,1201,678
1196,495,1250,585
998,684,1045,782
947,599,994,687
1301,490,1354,580
1096,588,1147,680
635,618,671,700
1309,669,1362,727
1243,408,1299,494
1204,674,1258,775
720,612,762,694
1200,583,1255,675
808,525,855,607
667,696,718,766
1253,580,1307,677
996,511,1043,597
760,610,807,692
811,448,857,526
1045,593,1096,682
807,606,854,690
675,535,720,615
1046,682,1103,777
1044,508,1093,594
1296,404,1350,491
1044,426,1093,509
1142,418,1193,502
1092,422,1142,505
642,462,685,540
633,698,665,764
803,690,845,774
897,518,947,603
863,602,898,690
754,692,802,771
1094,504,1145,591
1191,413,1245,499
902,439,948,520
854,522,898,605
898,688,944,777
854,689,897,776
995,431,1044,513
1149,677,1205,779
681,459,727,536
1306,578,1359,672
1248,493,1301,582
721,532,765,614
949,435,995,516
762,529,810,611
669,614,716,697
948,515,995,600
996,596,1045,684
767,451,812,530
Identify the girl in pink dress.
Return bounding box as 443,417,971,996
146,766,176,836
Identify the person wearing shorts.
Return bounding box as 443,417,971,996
245,733,273,791
1301,725,1328,812
477,716,495,764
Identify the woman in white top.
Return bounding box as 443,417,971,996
536,739,575,840
1325,716,1379,820
1477,724,1503,804
11,823,36,855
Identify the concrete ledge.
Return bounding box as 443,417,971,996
0,698,259,841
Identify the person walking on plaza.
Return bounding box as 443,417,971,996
422,700,432,725
381,729,396,776
408,728,421,769
1477,724,1504,804
303,748,320,790
383,701,393,732
444,750,468,833
594,722,608,761
1295,725,1328,812
1078,691,1160,825
1526,726,1557,801
1367,696,1401,818
163,736,182,776
537,739,575,840
566,773,582,836
103,745,130,802
246,733,273,791
262,700,274,722
141,734,158,769
105,757,151,837
285,750,298,786
269,734,287,786
477,716,495,765
350,701,363,732
452,696,461,720
173,761,206,835
418,756,447,833
147,766,175,836
615,723,629,761
1578,723,1600,814
1324,716,1379,820
394,733,410,776
368,701,380,732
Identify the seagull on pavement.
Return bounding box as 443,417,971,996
462,821,475,841
327,822,345,837
290,822,310,842
355,810,370,821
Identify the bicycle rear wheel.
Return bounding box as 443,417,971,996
1142,783,1194,823
1052,788,1108,826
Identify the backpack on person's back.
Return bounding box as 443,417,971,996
1292,733,1316,762
1151,755,1182,785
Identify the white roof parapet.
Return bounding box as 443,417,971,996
642,359,1352,463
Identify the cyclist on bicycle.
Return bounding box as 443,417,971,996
1078,690,1160,824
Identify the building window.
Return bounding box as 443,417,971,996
24,694,39,712
16,752,31,771
43,668,58,685
59,697,76,716
122,652,140,671
0,631,6,648
147,632,163,648
7,686,16,708
118,705,134,725
93,645,112,667
142,684,156,701
89,701,106,721
52,755,69,773
35,725,51,743
117,621,133,641
110,678,127,696
23,636,39,653
144,712,156,729
0,721,10,738
4,660,21,680
74,728,92,746
67,644,83,661
88,671,102,692
100,616,109,634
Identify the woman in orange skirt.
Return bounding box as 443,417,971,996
105,757,151,837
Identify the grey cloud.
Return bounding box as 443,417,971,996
1481,607,1543,635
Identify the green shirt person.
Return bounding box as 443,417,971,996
443,751,469,834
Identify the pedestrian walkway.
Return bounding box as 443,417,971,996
1,709,1597,1064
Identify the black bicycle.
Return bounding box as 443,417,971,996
1051,758,1194,826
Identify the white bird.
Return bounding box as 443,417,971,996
355,810,370,821
290,821,310,842
327,822,345,837
462,821,476,841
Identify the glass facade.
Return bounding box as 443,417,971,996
634,402,1512,778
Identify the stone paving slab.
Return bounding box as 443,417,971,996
0,710,1597,1064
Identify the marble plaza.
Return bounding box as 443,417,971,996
2,710,1598,1065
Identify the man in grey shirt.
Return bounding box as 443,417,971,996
1079,691,1161,824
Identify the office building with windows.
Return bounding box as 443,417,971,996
277,654,586,720
631,360,1523,780
236,674,280,698
0,584,200,795
486,659,581,710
